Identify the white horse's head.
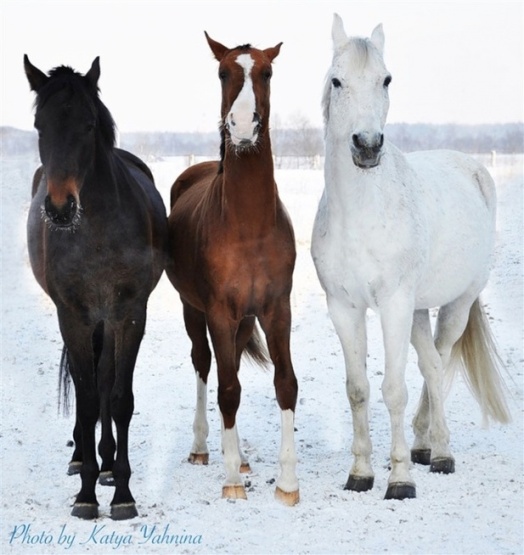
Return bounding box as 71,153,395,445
322,14,391,169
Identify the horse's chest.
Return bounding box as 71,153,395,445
45,229,152,318
207,235,294,312
313,210,420,307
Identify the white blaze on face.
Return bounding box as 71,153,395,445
227,53,258,145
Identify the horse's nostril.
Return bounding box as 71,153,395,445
352,134,362,149
45,194,78,227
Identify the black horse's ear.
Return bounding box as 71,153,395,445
24,55,48,92
85,57,101,90
205,31,229,61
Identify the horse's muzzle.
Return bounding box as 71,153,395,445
44,194,79,228
351,132,384,169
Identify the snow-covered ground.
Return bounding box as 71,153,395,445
1,153,522,554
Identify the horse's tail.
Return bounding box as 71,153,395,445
448,298,511,425
58,345,73,417
244,325,271,368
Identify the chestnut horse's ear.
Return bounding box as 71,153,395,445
85,57,101,90
205,31,229,61
264,42,283,63
24,55,49,92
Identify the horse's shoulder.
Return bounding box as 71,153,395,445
31,166,45,198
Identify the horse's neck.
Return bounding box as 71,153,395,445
82,148,122,208
220,135,278,230
324,141,400,218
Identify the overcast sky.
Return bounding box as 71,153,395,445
2,0,523,133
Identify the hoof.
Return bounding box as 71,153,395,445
188,453,209,465
222,485,247,500
71,502,98,520
111,502,138,521
344,475,374,492
99,471,115,486
384,482,416,500
275,486,300,506
430,457,455,474
411,449,431,465
67,461,82,476
240,462,251,474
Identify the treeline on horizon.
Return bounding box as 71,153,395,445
2,122,523,159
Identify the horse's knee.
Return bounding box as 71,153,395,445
347,382,369,409
218,382,241,424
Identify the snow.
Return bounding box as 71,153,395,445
1,154,523,554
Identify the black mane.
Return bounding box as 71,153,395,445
35,65,116,149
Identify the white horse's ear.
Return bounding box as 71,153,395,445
332,13,347,50
370,24,385,54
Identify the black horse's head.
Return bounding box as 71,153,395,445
24,55,116,229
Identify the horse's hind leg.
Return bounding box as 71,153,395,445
410,310,453,473
96,323,116,486
327,298,374,493
183,302,212,465
233,316,258,473
68,412,83,476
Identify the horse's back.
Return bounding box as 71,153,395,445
115,148,168,284
115,148,165,218
115,148,154,183
407,149,496,214
170,160,219,209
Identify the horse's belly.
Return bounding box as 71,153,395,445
415,240,492,308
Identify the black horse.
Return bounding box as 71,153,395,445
24,55,168,520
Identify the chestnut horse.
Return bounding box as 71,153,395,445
166,33,299,505
24,56,167,519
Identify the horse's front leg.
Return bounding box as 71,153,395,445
327,297,373,491
58,315,100,519
207,309,246,500
109,313,146,520
380,296,416,499
259,298,299,506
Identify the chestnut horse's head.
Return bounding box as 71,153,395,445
24,55,115,229
205,32,282,151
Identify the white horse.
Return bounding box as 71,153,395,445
311,14,510,500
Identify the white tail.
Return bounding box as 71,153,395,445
449,298,511,425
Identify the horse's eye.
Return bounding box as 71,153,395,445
383,75,392,88
332,78,342,88
219,70,227,81
263,70,272,82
